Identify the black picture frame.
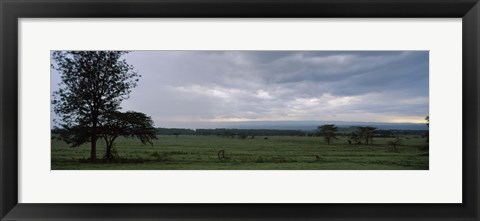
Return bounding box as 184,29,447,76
1,0,479,220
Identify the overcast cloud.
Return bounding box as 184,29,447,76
51,51,429,128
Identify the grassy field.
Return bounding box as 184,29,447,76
51,135,428,170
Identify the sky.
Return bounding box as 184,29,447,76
51,51,429,129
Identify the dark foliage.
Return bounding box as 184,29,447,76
349,126,377,145
100,111,157,162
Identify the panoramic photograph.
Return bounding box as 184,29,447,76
51,51,429,170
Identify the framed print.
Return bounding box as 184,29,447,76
49,50,431,171
1,0,479,220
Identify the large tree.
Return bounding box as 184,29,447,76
317,124,338,145
52,51,139,162
100,111,157,162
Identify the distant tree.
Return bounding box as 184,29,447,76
349,127,377,145
51,51,139,162
354,126,377,144
388,137,402,151
317,124,338,145
100,111,157,162
238,133,248,139
362,126,377,144
349,131,361,144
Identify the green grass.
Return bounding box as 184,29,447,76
51,135,429,170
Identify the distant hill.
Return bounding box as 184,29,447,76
159,120,428,131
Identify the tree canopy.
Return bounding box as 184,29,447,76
100,111,157,162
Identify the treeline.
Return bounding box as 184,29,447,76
374,129,428,137
153,127,427,137
156,128,196,135
336,127,426,136
52,127,428,138
195,128,306,137
157,128,306,137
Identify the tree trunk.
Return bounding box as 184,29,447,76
91,117,97,162
105,144,112,162
91,135,97,162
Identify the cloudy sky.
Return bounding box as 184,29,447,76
51,51,428,128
